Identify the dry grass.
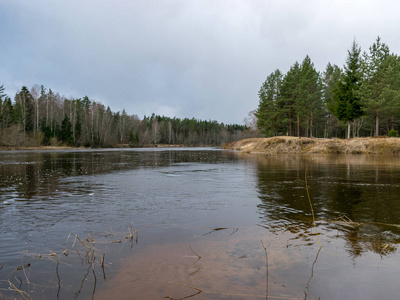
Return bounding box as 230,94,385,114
0,227,138,300
223,136,400,155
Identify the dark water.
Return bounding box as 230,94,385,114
0,149,400,299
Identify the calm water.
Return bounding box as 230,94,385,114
0,149,400,299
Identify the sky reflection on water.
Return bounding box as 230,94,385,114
0,150,400,299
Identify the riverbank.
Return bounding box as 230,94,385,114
223,136,400,155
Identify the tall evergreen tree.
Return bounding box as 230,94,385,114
0,85,13,130
14,86,35,137
360,37,400,136
280,62,301,136
0,85,6,101
323,63,342,137
59,115,74,145
256,69,282,136
333,40,363,138
298,56,323,137
323,63,342,115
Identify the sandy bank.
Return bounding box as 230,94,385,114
223,136,400,155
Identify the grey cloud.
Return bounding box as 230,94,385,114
1,0,400,124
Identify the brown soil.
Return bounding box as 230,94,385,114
223,136,400,155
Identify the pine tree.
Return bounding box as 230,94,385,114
360,37,400,136
323,63,342,137
280,62,301,136
298,56,323,137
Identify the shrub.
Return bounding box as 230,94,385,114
388,129,399,137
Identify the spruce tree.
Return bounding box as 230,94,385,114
0,85,6,101
333,40,363,138
14,86,35,137
360,37,400,136
256,69,282,136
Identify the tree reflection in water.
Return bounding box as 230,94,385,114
255,154,400,257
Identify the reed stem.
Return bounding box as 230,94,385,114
305,168,322,248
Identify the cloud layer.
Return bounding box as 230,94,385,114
1,0,399,124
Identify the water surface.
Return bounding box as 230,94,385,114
0,149,399,299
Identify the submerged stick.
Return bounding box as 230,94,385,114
305,246,322,298
6,279,31,300
91,268,97,300
163,280,295,298
75,265,91,300
305,168,322,248
261,240,269,300
189,245,201,264
56,261,61,300
101,253,106,280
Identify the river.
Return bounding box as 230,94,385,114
0,148,399,299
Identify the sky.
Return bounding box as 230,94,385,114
1,0,399,125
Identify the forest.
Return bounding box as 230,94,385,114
256,37,400,138
0,85,253,147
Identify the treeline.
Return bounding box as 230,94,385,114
256,37,400,138
0,85,253,147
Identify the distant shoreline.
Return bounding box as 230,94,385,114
0,144,215,151
222,136,400,155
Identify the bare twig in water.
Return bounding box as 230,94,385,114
201,227,239,236
189,245,201,264
75,265,91,300
1,227,137,299
56,260,61,300
5,279,32,300
305,168,322,248
261,240,270,300
188,267,202,276
230,227,239,235
304,247,322,299
91,267,97,300
20,260,31,285
15,273,23,290
162,281,202,299
75,249,85,265
201,227,228,236
163,281,296,299
74,235,89,253
336,215,361,227
101,253,106,280
122,226,138,240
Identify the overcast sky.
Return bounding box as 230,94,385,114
1,0,399,124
